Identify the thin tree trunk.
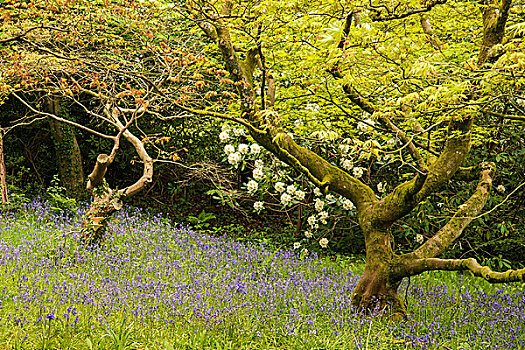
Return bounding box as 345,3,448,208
0,129,8,203
47,98,85,197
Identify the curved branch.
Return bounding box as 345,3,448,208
478,0,512,65
110,108,153,199
252,129,377,209
405,162,495,259
374,118,473,224
420,15,443,50
11,93,115,140
335,77,427,172
0,25,67,44
172,102,264,134
404,257,525,283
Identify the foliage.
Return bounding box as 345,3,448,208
186,208,216,229
178,0,525,281
0,184,29,213
46,174,77,211
0,201,524,349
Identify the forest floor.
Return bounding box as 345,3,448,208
0,200,524,349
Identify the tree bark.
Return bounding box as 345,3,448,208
80,107,152,246
0,129,8,203
47,98,85,197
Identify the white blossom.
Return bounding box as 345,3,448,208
314,188,322,196
253,168,264,180
317,130,328,141
353,167,364,178
280,193,292,206
496,184,505,193
307,215,317,226
219,130,230,142
386,138,397,147
221,124,230,131
238,143,249,154
377,182,386,193
318,211,328,224
319,238,329,248
342,159,353,171
415,234,424,244
305,103,320,112
286,185,296,195
275,182,286,193
293,242,301,249
294,119,304,127
342,198,355,211
339,144,350,153
314,198,325,212
250,143,261,155
357,118,375,133
224,144,235,155
228,152,242,165
304,230,313,238
247,180,258,193
326,194,335,201
361,23,372,31
233,128,245,136
254,201,264,211
254,159,264,169
295,190,306,201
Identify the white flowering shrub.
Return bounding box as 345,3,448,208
216,114,402,254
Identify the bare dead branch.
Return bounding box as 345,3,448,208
11,92,115,140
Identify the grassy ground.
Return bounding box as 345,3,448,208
0,200,524,350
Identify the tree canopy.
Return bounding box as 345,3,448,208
181,0,525,315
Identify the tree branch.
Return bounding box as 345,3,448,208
404,257,525,283
407,162,495,259
374,118,473,224
420,15,443,50
109,108,153,199
481,109,525,122
0,25,67,44
11,93,115,140
371,0,447,22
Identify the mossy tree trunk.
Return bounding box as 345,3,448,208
0,128,8,204
47,98,85,197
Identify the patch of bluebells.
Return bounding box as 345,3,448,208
0,200,524,349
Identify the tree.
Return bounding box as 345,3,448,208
0,126,7,203
0,0,207,244
182,0,525,316
47,97,85,197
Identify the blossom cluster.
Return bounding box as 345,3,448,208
217,116,397,251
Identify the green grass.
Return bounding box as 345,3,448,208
0,204,524,350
